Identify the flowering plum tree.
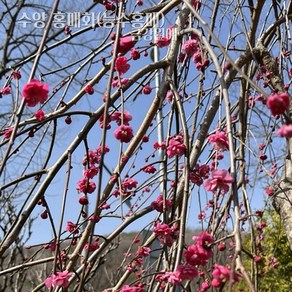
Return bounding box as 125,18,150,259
0,0,292,291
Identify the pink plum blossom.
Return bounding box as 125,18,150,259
110,111,132,126
45,270,72,288
84,84,94,95
112,77,129,88
11,70,21,79
117,36,136,54
211,264,240,287
114,125,134,143
153,222,179,247
136,246,151,257
142,164,156,174
65,221,79,234
204,169,234,194
208,130,229,151
174,264,198,281
3,127,13,139
0,86,11,95
277,124,292,138
83,167,99,179
151,194,172,212
22,79,49,107
142,85,152,95
84,240,100,252
121,177,138,190
267,92,290,116
155,35,171,47
115,56,130,75
34,109,45,121
166,135,186,158
77,178,96,194
130,48,140,60
182,39,198,56
184,244,212,266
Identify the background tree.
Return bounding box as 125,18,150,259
0,0,292,291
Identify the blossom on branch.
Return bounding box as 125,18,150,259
3,127,13,139
211,264,240,287
115,56,130,75
173,264,198,281
153,222,179,247
267,92,290,116
0,86,11,95
34,109,45,121
142,164,156,174
65,221,79,234
114,125,134,143
22,79,49,107
110,110,132,126
182,39,198,56
166,135,186,158
208,130,229,151
44,270,72,289
84,84,94,95
151,194,172,212
204,169,234,194
77,178,96,194
117,36,136,55
277,124,292,138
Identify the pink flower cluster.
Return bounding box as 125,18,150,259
84,84,94,95
112,77,129,88
189,163,210,186
3,127,13,139
117,36,136,55
77,177,96,194
267,92,290,116
22,79,49,107
157,264,198,287
121,177,138,190
111,110,134,143
83,145,109,169
208,130,229,151
110,110,132,126
125,246,151,275
166,134,186,158
192,49,209,71
155,232,213,289
130,48,140,60
115,56,130,75
151,194,172,212
153,222,179,247
142,164,156,174
84,237,100,252
142,85,152,95
66,221,79,234
34,109,45,121
112,177,138,198
114,123,134,143
136,246,151,258
204,169,234,195
184,231,214,266
0,86,11,96
211,264,240,288
77,145,110,203
44,270,72,289
182,39,198,56
277,124,292,138
155,26,174,47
